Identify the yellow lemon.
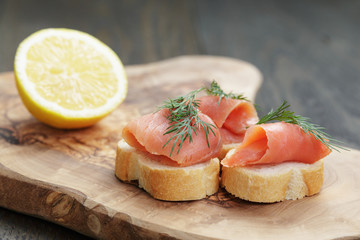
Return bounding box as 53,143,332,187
14,28,127,129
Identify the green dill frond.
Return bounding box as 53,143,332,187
160,87,217,156
257,100,348,152
205,80,250,104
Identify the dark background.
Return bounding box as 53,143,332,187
1,0,359,238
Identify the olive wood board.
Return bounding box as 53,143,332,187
0,56,359,240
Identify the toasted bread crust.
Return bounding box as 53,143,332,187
115,140,220,201
116,139,324,202
221,160,324,203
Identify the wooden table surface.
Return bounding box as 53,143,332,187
0,0,359,239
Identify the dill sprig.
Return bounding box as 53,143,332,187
206,80,249,104
159,80,252,156
160,88,217,156
257,101,347,152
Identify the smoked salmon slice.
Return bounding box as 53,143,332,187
197,96,258,144
221,122,331,167
122,109,222,166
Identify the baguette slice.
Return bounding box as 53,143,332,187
115,140,220,201
219,143,241,159
221,150,324,203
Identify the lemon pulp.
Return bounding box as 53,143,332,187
14,28,127,128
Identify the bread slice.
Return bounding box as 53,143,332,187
221,151,324,203
115,140,220,201
219,143,241,159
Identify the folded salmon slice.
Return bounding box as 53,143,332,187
197,96,258,144
122,109,222,166
221,122,331,167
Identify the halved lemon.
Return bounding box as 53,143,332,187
14,28,127,129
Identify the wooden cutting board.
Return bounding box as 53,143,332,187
0,56,359,240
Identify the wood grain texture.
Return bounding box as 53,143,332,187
1,0,360,238
0,56,359,240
